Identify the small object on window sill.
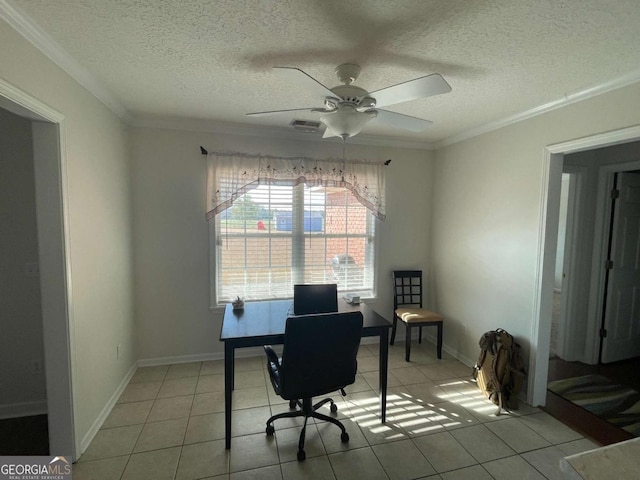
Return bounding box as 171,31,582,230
343,294,360,305
232,296,245,311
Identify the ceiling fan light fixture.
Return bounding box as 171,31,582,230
247,65,450,140
320,106,376,139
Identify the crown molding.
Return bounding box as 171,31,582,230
131,116,436,151
434,68,640,150
546,124,640,155
0,0,131,122
4,0,640,151
0,76,64,122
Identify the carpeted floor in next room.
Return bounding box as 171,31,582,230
548,374,640,436
545,356,640,445
545,291,640,444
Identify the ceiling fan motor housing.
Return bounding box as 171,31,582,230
330,85,376,108
335,63,361,85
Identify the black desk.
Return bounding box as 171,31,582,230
220,299,392,449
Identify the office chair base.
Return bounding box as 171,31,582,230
285,398,337,413
265,397,349,461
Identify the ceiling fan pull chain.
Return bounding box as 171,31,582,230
342,139,346,182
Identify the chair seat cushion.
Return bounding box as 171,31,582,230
396,307,443,324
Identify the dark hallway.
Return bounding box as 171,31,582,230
0,414,49,455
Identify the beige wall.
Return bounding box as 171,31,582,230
431,82,640,375
0,19,135,446
130,126,434,360
5,1,640,446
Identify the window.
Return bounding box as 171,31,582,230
215,183,376,302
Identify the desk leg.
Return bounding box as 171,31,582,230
378,330,389,423
224,342,234,449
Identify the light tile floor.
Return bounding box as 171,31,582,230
73,341,599,480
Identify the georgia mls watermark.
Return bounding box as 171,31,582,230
0,456,71,480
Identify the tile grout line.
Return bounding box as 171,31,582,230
79,349,597,479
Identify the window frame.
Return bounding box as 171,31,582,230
209,183,379,307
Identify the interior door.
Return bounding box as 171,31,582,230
601,171,640,363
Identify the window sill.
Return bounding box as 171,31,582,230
210,304,226,314
212,295,378,312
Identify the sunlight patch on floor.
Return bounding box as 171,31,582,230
342,386,500,440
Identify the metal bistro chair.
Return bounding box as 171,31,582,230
263,311,363,461
390,270,443,362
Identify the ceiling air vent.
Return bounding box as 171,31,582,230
290,120,321,133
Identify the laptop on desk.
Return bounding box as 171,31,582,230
293,283,338,315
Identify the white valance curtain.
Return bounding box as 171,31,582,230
205,152,386,221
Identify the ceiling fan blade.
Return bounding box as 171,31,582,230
373,109,433,132
273,67,335,101
246,107,316,117
370,73,451,108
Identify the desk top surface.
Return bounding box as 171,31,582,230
220,299,390,341
560,437,640,479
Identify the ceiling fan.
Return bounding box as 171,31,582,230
247,63,451,139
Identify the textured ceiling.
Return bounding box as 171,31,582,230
7,0,640,145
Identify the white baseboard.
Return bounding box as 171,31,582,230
137,338,390,369
443,346,476,368
359,337,381,346
138,333,476,372
78,333,475,455
137,349,253,368
0,400,47,420
416,331,476,367
79,361,137,454
136,329,472,369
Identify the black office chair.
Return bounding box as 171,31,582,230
390,270,444,362
263,311,363,461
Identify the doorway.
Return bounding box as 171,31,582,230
0,81,77,458
550,172,577,361
529,125,640,409
0,107,48,454
532,131,640,443
551,156,640,366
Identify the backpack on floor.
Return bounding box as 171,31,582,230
472,328,526,415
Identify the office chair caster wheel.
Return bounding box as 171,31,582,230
297,449,306,461
289,399,297,409
340,432,349,443
266,425,275,436
330,403,338,414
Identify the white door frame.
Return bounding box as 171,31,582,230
0,78,78,458
555,168,582,361
558,165,595,362
529,124,640,407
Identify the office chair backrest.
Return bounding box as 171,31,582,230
280,311,363,400
293,283,338,315
393,270,423,309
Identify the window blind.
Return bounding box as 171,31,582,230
215,183,375,302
